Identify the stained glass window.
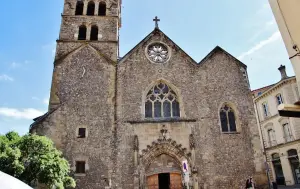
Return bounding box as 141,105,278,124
219,104,237,132
145,82,180,119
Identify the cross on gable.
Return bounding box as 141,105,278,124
153,16,160,29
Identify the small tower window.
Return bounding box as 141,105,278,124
76,161,86,174
87,1,95,16
75,1,84,15
78,128,86,138
220,104,237,133
90,25,98,41
78,25,87,40
98,2,107,16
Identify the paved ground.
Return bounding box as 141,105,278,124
278,185,300,189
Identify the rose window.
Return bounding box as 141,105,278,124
147,43,169,63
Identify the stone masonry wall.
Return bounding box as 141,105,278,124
33,44,117,189
115,30,267,189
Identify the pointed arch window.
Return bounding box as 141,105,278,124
87,1,95,16
98,2,107,16
75,1,84,15
78,25,87,40
90,25,98,41
145,82,180,119
220,104,237,132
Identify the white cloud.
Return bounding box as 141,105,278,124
256,3,270,15
0,108,45,120
238,31,281,60
43,42,56,57
31,97,40,101
10,62,21,69
0,74,14,82
248,19,276,42
43,98,49,105
266,20,275,27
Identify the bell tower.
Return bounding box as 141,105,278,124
31,1,123,188
49,0,121,109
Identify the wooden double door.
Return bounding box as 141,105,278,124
147,173,182,189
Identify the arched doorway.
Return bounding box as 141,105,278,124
146,154,183,189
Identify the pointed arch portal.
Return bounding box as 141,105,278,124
139,138,191,189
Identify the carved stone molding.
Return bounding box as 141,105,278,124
140,137,192,168
189,134,195,149
134,135,139,151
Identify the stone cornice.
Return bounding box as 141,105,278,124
61,14,119,19
265,138,300,150
126,118,197,124
56,40,118,43
260,114,279,125
254,77,296,102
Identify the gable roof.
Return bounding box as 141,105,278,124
54,43,117,66
119,28,198,65
199,46,247,68
119,28,247,68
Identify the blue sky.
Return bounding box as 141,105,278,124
0,0,294,135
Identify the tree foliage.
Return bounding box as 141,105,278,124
0,132,76,189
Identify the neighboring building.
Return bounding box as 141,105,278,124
29,0,267,188
269,0,300,116
253,65,300,186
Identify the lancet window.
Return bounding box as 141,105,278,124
220,104,237,132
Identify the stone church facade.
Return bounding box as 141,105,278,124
30,0,268,188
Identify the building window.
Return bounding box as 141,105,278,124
90,25,98,41
283,123,293,142
75,1,84,15
267,129,276,147
145,82,180,119
87,1,95,16
78,25,87,40
220,104,237,133
272,153,285,185
78,128,86,138
98,2,106,16
276,94,284,105
262,102,269,117
76,161,86,174
258,92,262,96
287,149,300,184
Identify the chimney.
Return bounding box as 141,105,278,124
278,65,288,80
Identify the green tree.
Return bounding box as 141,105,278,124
0,132,76,189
